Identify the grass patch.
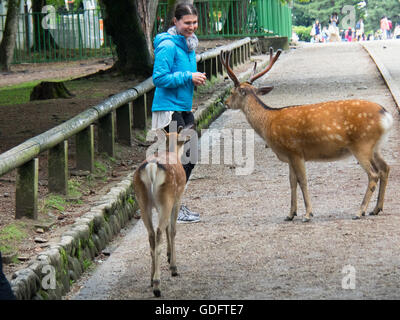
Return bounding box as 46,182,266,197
0,77,106,106
68,179,83,200
0,81,42,106
43,194,67,212
0,222,28,255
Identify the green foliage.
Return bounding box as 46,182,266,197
83,259,92,270
293,25,312,41
44,194,67,212
94,160,108,175
292,0,400,33
0,81,41,106
68,179,83,199
0,222,28,255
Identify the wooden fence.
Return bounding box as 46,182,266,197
0,38,252,220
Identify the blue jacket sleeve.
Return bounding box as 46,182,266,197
152,41,192,88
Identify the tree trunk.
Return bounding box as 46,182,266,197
100,0,156,76
0,0,21,71
164,0,194,32
31,0,46,50
136,0,159,63
30,81,75,100
223,0,247,35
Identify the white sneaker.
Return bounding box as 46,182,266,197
177,205,201,224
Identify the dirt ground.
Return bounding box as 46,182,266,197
3,40,400,300
68,42,400,300
0,40,237,281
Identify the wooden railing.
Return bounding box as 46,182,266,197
0,38,252,220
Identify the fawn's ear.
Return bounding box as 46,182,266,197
256,86,274,95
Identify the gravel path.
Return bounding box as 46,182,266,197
69,42,400,300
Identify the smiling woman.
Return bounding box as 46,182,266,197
151,3,204,224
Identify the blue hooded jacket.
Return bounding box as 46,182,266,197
152,32,197,112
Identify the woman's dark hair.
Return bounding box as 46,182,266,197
175,3,198,20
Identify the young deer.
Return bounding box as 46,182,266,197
220,49,393,222
133,128,188,297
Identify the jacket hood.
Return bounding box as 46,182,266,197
154,32,188,52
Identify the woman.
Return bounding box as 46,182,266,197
311,19,321,43
152,3,206,223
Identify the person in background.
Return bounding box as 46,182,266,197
388,18,393,38
329,12,340,42
393,23,400,39
355,18,364,41
152,3,206,223
322,26,329,43
345,27,353,42
311,19,322,43
380,16,390,40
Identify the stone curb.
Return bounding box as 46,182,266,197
8,46,274,300
361,43,400,113
10,174,137,300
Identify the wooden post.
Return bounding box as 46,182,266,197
48,140,68,194
146,90,155,118
197,60,206,74
98,112,115,157
233,48,238,67
16,158,38,219
132,94,147,130
213,57,218,78
217,53,224,76
76,125,94,172
205,58,212,80
116,103,133,146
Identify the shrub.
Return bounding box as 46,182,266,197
293,26,313,42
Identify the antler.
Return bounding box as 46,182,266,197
248,47,282,84
220,50,240,87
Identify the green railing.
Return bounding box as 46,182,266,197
155,0,292,39
0,9,114,64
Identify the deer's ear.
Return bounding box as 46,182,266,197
256,86,274,95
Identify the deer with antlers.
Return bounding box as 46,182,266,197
220,48,393,222
133,128,189,297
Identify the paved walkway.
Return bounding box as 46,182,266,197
362,40,400,109
68,42,400,301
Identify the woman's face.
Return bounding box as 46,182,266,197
174,14,198,38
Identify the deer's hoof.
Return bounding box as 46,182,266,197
302,217,311,223
153,289,161,297
352,215,361,220
284,212,296,221
170,266,178,277
369,208,382,216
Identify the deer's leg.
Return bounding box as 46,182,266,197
352,149,379,220
284,163,298,221
166,224,171,264
152,199,174,298
289,156,313,222
168,201,180,277
139,200,155,287
370,152,390,216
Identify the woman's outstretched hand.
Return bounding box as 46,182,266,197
192,72,207,86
